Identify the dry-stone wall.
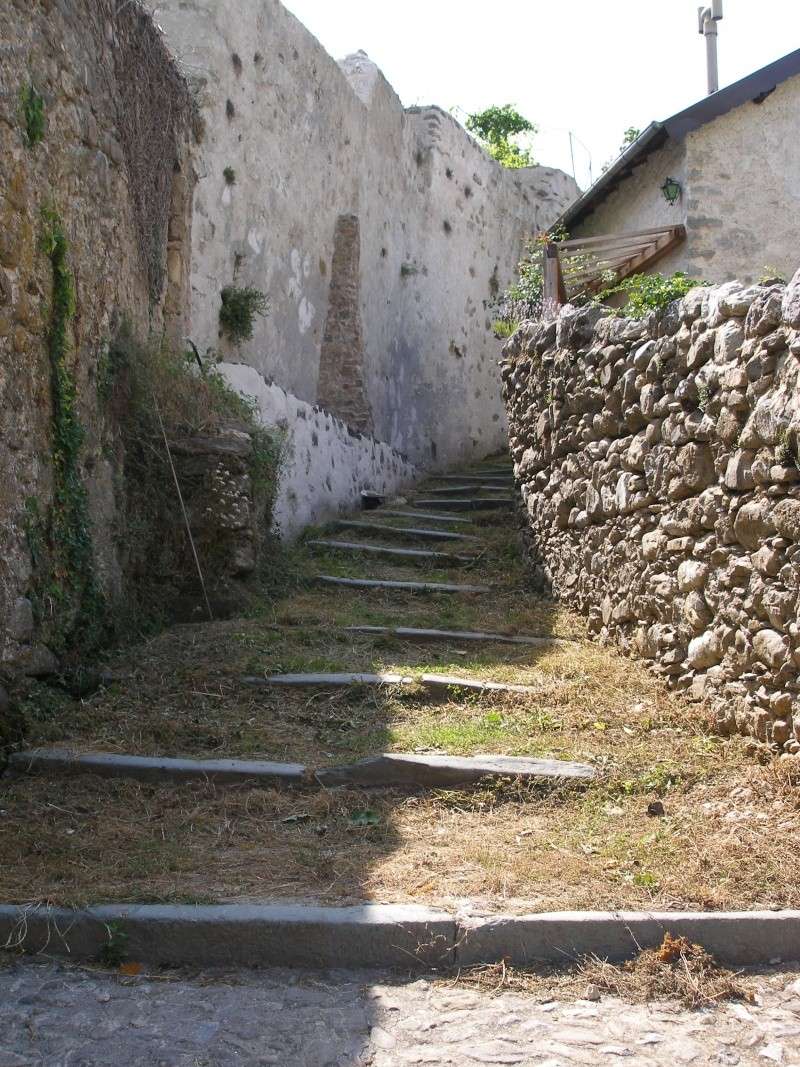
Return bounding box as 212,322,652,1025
503,275,800,750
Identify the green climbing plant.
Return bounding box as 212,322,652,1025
20,83,45,146
29,209,105,653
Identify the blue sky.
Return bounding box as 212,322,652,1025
284,0,800,190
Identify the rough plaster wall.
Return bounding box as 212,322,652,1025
219,365,416,540
503,276,800,751
571,139,689,277
0,0,188,674
156,0,578,469
684,75,800,285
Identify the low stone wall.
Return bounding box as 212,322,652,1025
502,275,800,750
219,365,416,539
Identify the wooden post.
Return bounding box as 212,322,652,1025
542,241,566,317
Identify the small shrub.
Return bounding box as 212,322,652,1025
223,166,236,185
20,83,45,146
492,319,519,340
219,285,269,343
601,271,706,319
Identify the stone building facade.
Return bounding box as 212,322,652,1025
503,275,800,750
557,51,800,286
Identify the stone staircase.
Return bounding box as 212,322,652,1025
8,457,593,793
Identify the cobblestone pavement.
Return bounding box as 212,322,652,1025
1,958,800,1066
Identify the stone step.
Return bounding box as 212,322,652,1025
8,749,305,786
414,497,514,511
9,748,594,793
331,520,482,543
244,670,413,687
433,474,514,485
419,673,538,695
308,540,476,564
377,510,474,525
316,752,595,787
344,625,571,647
416,484,510,495
243,672,538,696
318,575,490,594
243,672,413,688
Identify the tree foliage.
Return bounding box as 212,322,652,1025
465,104,536,169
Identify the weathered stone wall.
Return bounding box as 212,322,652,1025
0,0,194,676
219,365,416,540
503,275,800,750
156,0,578,470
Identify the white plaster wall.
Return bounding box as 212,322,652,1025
156,0,577,470
570,139,690,277
684,74,800,285
218,364,416,540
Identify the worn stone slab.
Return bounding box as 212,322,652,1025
344,625,570,647
318,576,490,593
242,672,413,688
456,910,800,968
332,520,481,543
315,752,594,788
378,509,474,524
420,673,538,695
420,484,512,494
434,474,514,484
0,904,455,969
308,540,475,563
7,749,306,786
414,497,514,511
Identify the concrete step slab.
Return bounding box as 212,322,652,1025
434,474,514,485
419,673,538,696
344,626,571,647
420,484,511,494
318,576,490,594
2,904,797,969
7,749,306,786
0,903,454,969
315,752,595,788
308,540,476,564
378,510,474,524
414,498,514,511
331,520,481,543
242,672,414,688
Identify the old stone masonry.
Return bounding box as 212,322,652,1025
503,274,800,750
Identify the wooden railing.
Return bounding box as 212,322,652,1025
542,225,687,315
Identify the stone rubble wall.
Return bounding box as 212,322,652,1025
219,365,416,540
0,0,195,676
502,275,800,750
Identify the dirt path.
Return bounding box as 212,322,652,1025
1,458,798,912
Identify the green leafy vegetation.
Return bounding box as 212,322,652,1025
466,104,536,169
219,285,269,343
223,166,236,185
492,319,519,340
100,325,284,628
619,126,641,153
600,271,706,318
20,83,45,146
27,210,105,655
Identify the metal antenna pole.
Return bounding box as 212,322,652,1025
698,3,723,95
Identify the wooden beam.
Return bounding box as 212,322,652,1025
558,225,678,251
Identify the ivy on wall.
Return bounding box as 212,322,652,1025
27,210,105,654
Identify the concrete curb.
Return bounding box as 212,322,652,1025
1,904,798,969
